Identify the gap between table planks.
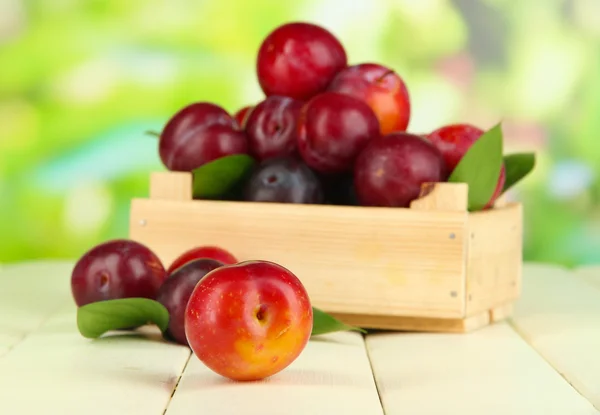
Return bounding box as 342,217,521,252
0,261,599,414
509,263,600,412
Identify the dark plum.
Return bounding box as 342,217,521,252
156,258,224,346
71,239,167,307
256,22,347,100
243,156,324,204
159,102,249,171
245,96,303,161
297,92,380,174
167,245,238,274
354,132,449,207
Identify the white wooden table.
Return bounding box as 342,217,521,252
0,261,598,414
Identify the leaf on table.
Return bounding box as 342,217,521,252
502,152,536,193
77,298,169,339
192,154,256,199
311,307,366,336
448,123,504,211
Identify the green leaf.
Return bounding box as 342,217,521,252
77,298,169,339
448,123,504,211
311,307,366,336
502,152,536,193
192,154,256,199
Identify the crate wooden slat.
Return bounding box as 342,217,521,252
511,263,600,410
165,332,384,415
128,171,523,333
464,204,522,316
366,323,598,414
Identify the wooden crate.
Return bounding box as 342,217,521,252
128,171,523,333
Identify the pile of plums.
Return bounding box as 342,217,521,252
157,21,505,209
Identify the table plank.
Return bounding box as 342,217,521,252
165,332,384,415
511,263,600,411
0,303,191,414
574,266,600,291
0,260,74,355
366,323,598,414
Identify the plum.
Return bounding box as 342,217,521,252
256,22,347,100
185,260,313,381
327,63,411,134
297,92,380,174
156,258,224,346
243,156,324,204
426,123,506,208
167,245,238,274
245,96,303,161
159,102,249,171
71,239,167,307
354,132,449,207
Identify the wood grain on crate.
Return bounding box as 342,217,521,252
464,203,523,316
329,310,490,333
511,263,600,411
130,174,471,321
165,332,384,415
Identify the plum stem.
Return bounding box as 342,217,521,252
145,130,161,138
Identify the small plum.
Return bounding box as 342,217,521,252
71,239,167,307
297,92,380,174
245,96,303,161
256,22,347,100
159,102,249,171
327,63,411,134
167,245,238,274
243,156,324,204
354,132,449,207
184,260,313,381
156,258,224,346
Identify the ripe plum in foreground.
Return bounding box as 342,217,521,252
184,260,313,381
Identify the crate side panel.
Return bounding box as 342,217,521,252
465,203,523,316
130,199,468,319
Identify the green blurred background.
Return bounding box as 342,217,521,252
1,0,599,266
